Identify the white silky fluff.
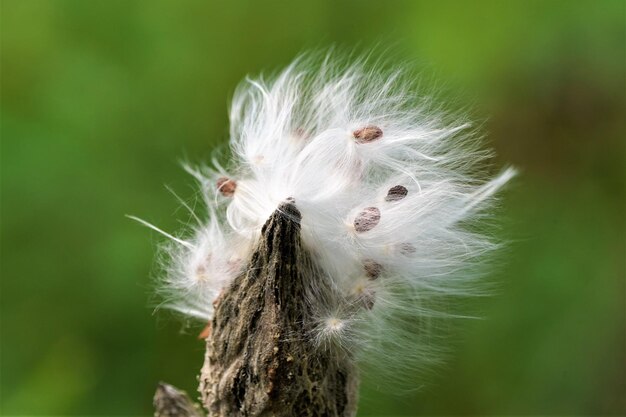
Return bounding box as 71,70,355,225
155,53,515,377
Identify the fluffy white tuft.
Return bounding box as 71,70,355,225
148,53,515,377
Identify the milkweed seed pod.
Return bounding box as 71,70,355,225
150,53,515,417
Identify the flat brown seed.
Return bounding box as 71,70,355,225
399,242,416,256
363,259,383,279
216,177,237,197
198,322,212,340
385,185,408,202
360,293,375,310
354,207,381,233
353,125,383,143
293,128,309,139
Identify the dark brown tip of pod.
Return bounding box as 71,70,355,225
385,185,408,202
363,259,383,280
216,177,237,197
353,125,383,143
354,207,381,233
277,198,301,224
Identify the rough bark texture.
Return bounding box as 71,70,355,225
154,382,204,417
198,201,359,417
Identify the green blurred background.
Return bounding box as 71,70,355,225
2,0,624,415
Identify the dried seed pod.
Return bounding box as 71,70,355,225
385,185,408,202
354,207,381,233
154,382,203,417
353,125,383,143
216,177,237,197
363,259,382,280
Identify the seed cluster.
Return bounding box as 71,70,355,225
351,178,413,309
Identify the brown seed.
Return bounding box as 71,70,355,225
353,125,383,143
353,207,381,233
385,185,408,202
226,258,242,274
363,259,383,280
195,265,209,282
399,242,416,256
361,294,375,310
198,322,212,339
293,128,309,139
216,177,237,197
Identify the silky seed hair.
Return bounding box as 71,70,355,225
146,52,515,379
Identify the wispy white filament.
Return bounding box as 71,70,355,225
148,53,515,376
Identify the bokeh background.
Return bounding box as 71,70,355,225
2,0,624,415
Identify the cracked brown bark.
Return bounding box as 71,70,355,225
198,201,358,417
154,382,204,417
